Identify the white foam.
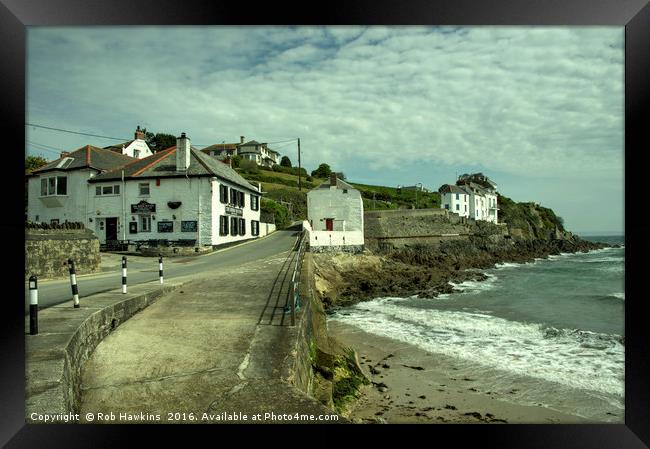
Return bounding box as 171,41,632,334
495,262,522,269
448,273,499,295
331,299,624,398
611,292,625,300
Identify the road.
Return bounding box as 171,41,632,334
25,226,301,313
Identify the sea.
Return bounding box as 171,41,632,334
329,235,625,422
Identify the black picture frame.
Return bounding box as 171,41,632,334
6,0,649,447
180,221,197,232
157,221,174,233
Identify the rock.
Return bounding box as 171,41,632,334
464,412,482,419
382,363,390,369
444,405,457,410
378,386,388,393
418,395,426,399
370,366,381,375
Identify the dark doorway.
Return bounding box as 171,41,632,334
106,217,118,241
325,218,334,231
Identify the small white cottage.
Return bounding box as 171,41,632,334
305,173,364,252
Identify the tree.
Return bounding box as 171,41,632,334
239,158,258,173
335,172,347,181
311,163,332,178
145,131,177,153
280,156,292,167
231,155,242,168
25,155,48,174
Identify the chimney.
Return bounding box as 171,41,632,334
330,172,337,187
240,136,245,144
176,132,191,171
134,125,145,140
60,151,70,158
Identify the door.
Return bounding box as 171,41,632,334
325,218,334,231
106,217,118,241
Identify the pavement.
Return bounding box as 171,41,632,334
77,246,337,423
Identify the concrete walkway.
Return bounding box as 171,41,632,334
78,249,337,424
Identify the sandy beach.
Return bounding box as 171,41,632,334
328,321,597,424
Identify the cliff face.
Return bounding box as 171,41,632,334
313,199,608,311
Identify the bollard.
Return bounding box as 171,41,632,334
68,259,79,308
122,256,127,294
159,255,164,284
29,275,38,335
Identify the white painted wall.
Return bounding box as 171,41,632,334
27,169,96,225
306,185,364,248
441,191,470,218
209,178,261,245
259,222,276,237
303,220,364,248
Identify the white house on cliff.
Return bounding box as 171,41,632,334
439,173,498,224
305,173,364,252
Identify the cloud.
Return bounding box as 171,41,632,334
27,26,624,232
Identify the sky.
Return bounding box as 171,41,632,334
26,26,624,235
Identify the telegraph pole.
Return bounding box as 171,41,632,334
297,138,302,191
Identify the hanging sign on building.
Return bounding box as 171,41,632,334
131,200,156,213
225,206,243,217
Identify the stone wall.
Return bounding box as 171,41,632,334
25,228,100,280
364,208,474,250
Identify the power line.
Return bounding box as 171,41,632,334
26,123,129,141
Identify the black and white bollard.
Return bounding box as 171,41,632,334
121,256,127,294
29,275,38,335
68,259,79,308
158,255,164,284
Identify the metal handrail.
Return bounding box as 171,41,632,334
290,228,307,326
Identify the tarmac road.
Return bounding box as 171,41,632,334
24,225,301,313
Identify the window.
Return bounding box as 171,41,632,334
133,149,140,158
456,193,459,200
230,189,237,205
455,204,459,211
239,191,245,208
230,217,238,236
444,204,449,210
219,216,229,236
343,189,348,194
139,183,150,196
140,215,151,232
40,175,68,196
239,218,245,236
95,185,121,195
56,176,67,195
465,205,468,212
250,195,259,211
50,219,59,226
252,220,259,236
220,185,228,204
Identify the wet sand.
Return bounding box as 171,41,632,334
329,321,593,424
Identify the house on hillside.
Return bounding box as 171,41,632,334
87,132,262,246
305,173,364,253
438,172,498,224
26,146,136,226
200,136,280,168
103,126,153,159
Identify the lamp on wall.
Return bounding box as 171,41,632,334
132,216,136,221
172,215,176,220
152,216,156,220
89,218,93,223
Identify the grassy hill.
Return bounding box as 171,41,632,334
235,166,440,228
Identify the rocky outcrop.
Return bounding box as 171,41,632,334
313,231,607,311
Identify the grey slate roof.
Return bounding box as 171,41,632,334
240,140,261,147
438,184,473,195
315,178,356,191
88,146,260,193
103,140,135,152
29,145,136,176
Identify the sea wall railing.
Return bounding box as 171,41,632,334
289,227,307,326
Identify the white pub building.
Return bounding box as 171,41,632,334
27,133,263,248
